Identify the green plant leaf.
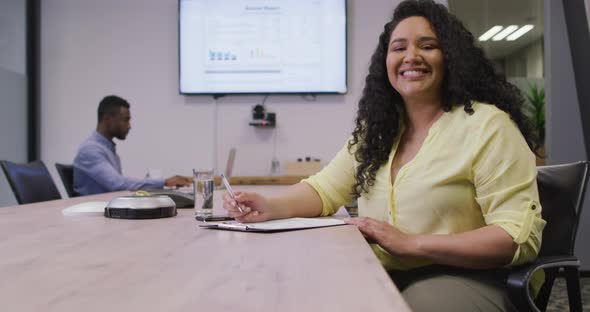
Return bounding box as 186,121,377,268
525,83,545,147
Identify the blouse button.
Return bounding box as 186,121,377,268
531,205,536,210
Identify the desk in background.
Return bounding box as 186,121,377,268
0,186,410,312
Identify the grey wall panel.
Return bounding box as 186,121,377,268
0,68,28,162
0,0,28,208
0,172,17,207
562,0,590,270
546,0,590,270
563,0,590,162
0,68,27,208
0,0,26,74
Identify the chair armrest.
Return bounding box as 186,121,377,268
506,256,580,312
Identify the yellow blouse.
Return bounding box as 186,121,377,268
304,102,546,272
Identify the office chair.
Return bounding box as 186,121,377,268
0,160,62,205
55,163,79,198
507,161,589,312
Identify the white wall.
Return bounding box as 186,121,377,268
525,39,544,78
503,38,544,78
40,0,399,191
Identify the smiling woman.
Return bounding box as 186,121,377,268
219,1,545,311
386,16,444,103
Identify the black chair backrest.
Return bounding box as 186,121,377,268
55,163,78,198
0,160,62,205
537,161,589,257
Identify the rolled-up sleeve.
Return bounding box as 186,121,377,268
303,140,356,216
472,112,546,266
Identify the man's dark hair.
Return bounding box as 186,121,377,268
97,95,130,123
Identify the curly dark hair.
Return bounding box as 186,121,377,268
349,0,537,197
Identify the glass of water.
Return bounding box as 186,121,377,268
193,168,214,217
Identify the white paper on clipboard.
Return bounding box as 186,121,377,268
199,217,346,232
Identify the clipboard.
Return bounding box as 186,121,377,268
199,217,346,232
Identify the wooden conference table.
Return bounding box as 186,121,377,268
0,186,410,312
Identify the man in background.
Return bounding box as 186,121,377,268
73,95,191,195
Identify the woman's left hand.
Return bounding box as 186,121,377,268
345,217,418,258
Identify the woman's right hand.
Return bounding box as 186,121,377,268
222,191,273,223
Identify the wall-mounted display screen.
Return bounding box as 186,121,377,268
179,0,347,94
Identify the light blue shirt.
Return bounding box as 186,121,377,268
73,131,165,195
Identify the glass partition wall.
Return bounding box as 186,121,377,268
449,0,545,162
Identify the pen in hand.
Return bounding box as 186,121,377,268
220,174,244,213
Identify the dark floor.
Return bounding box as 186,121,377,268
546,277,590,311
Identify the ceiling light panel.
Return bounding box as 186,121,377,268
506,25,535,41
478,26,503,41
492,25,519,41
